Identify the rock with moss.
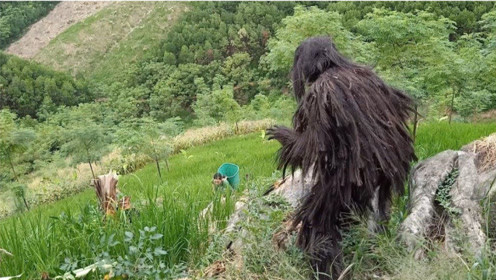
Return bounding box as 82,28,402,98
401,133,496,258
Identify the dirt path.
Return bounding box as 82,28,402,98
5,2,112,59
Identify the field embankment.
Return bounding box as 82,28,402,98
0,132,280,279
0,120,274,218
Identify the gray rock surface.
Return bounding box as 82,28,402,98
400,150,458,252
448,152,486,254
272,169,313,208
401,135,496,257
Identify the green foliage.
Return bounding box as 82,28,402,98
435,168,462,216
193,85,241,126
328,1,496,39
0,2,57,49
243,93,271,120
0,52,93,118
221,52,258,103
58,105,110,178
149,63,217,120
6,1,496,125
106,2,301,122
61,122,106,164
117,117,182,179
161,2,295,66
0,109,35,181
357,9,454,103
264,6,371,79
59,226,185,279
0,133,280,278
44,1,493,125
263,5,496,119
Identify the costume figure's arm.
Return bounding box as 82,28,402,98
267,91,328,176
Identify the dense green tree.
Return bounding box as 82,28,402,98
61,122,107,180
0,52,93,118
58,105,110,179
356,9,455,132
264,6,373,84
328,1,495,39
480,10,496,103
150,63,218,120
193,85,241,127
221,52,257,104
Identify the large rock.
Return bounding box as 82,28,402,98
272,169,313,207
401,150,458,250
401,133,496,257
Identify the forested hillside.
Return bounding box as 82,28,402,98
0,2,57,49
0,52,92,118
97,1,496,123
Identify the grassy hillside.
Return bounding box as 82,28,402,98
32,2,186,84
0,133,280,279
1,122,495,279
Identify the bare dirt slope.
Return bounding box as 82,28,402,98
17,2,184,83
5,2,112,59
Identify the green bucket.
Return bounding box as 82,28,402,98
218,163,240,188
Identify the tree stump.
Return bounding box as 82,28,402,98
92,171,130,216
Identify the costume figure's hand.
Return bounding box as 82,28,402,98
266,125,294,146
266,125,283,141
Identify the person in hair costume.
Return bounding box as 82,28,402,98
267,36,416,279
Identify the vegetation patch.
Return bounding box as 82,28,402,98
196,178,313,280
0,133,279,278
435,168,461,216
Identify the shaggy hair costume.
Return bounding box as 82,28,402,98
267,36,416,279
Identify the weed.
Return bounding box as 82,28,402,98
435,168,461,216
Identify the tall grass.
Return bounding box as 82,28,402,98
415,121,496,160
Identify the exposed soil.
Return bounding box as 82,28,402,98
5,2,112,59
